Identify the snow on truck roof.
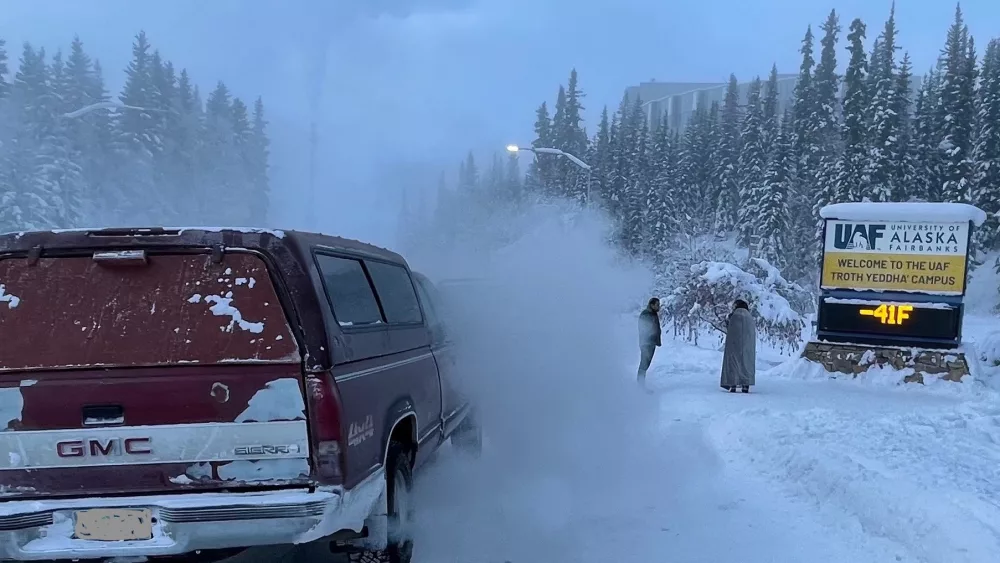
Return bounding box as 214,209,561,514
0,226,404,262
819,202,988,226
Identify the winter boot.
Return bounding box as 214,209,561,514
741,385,750,393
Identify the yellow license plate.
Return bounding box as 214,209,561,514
73,508,153,541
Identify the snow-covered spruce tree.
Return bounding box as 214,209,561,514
504,151,523,205
736,77,765,249
972,39,1000,253
46,49,86,228
762,65,781,149
645,114,677,259
834,17,870,203
937,5,977,204
113,31,160,224
199,81,245,224
0,37,9,99
1,44,71,230
523,101,553,196
755,109,793,269
620,96,649,255
608,94,638,245
587,106,612,209
551,69,588,205
786,26,819,281
913,69,945,201
867,7,900,202
677,102,718,233
892,52,918,202
548,85,569,199
246,97,270,225
604,99,624,218
810,9,843,259
714,74,742,233
61,36,112,225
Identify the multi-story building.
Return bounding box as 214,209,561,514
624,75,798,131
626,73,924,132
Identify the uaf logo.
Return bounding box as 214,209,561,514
832,223,885,251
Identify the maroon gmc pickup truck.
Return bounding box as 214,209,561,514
0,227,481,563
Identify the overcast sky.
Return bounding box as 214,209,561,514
3,0,997,242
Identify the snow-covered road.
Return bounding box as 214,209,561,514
409,315,1000,563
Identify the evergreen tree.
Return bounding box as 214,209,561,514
587,106,612,209
1,44,68,229
552,69,588,203
248,97,271,225
502,152,522,204
810,10,843,259
736,77,765,249
607,93,634,223
118,31,157,155
913,69,945,201
892,53,917,201
788,25,819,277
525,102,553,194
937,5,977,203
200,81,242,223
762,65,781,148
458,151,479,192
867,7,900,202
621,96,648,254
756,110,793,268
172,68,202,217
973,39,1000,251
0,38,9,99
46,49,86,227
835,18,870,202
548,85,568,198
714,74,742,232
677,102,718,231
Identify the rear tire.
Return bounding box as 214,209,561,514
450,410,482,458
350,442,414,563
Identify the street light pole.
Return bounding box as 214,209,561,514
62,101,161,119
506,144,593,207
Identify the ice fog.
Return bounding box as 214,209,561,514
403,201,671,560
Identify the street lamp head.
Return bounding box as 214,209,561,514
505,144,520,153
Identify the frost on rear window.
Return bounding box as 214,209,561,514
0,253,300,372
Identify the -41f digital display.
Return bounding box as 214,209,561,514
817,299,962,344
858,303,913,325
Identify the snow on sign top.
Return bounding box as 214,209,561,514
819,202,988,226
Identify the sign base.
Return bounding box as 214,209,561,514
801,340,970,382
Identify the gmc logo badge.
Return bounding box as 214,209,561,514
56,438,153,458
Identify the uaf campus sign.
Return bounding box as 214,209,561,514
821,219,969,294
814,201,988,348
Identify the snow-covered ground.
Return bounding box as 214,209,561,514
404,307,1000,563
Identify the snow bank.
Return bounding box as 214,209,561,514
710,398,1000,562
765,356,988,400
820,202,988,226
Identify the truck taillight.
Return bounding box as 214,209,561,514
305,372,343,482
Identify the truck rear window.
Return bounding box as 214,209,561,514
0,252,300,372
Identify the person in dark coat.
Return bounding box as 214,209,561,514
637,297,662,388
720,299,756,393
